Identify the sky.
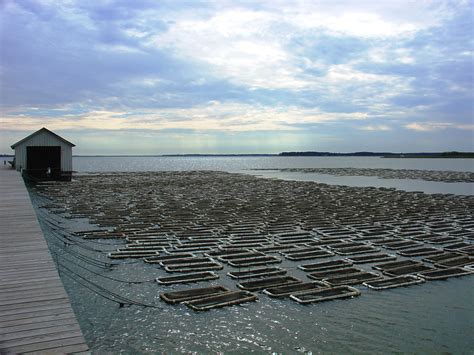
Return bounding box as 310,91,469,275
0,0,473,154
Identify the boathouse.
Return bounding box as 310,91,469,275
10,127,75,180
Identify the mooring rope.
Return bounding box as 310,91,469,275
57,254,156,284
57,260,162,309
40,215,118,253
34,202,120,252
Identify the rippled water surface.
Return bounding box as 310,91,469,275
73,155,474,173
27,156,474,353
41,220,474,354
72,156,474,195
44,227,474,354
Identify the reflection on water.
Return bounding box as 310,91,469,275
30,172,474,353
250,170,474,196
57,250,474,353
52,233,474,354
24,157,474,353
72,156,474,173
70,156,474,195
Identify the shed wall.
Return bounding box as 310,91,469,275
14,130,73,172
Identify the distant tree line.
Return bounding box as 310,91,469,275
279,151,474,158
279,151,389,156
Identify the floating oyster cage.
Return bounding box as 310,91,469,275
372,259,421,271
324,271,383,286
382,263,434,277
108,250,160,259
307,267,364,281
160,285,230,304
298,259,353,272
144,253,194,263
184,291,258,311
263,281,329,298
156,271,219,285
164,261,224,273
238,276,302,291
227,267,287,280
435,255,474,268
363,275,425,290
227,255,281,267
34,170,474,312
289,286,361,304
417,267,473,280
344,253,396,264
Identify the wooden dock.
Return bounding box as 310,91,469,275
0,165,89,353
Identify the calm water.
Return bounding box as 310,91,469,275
73,155,474,172
71,156,474,195
56,250,474,354
31,174,474,354
18,156,474,353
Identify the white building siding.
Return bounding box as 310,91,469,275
14,130,73,172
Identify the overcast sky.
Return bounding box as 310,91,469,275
1,0,473,154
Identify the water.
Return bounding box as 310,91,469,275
21,156,474,353
71,156,474,195
33,183,474,354
73,156,474,173
3,155,473,194
59,267,473,354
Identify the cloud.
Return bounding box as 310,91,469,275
1,101,374,133
148,1,455,91
150,9,309,90
0,0,473,152
359,125,392,131
405,122,474,131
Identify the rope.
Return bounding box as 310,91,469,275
57,260,162,309
40,214,118,253
58,255,156,284
24,182,164,310
32,197,120,251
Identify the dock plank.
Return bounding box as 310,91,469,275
0,300,72,316
0,306,74,322
2,336,89,354
0,312,76,328
0,166,89,353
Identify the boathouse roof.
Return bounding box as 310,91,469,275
11,127,75,148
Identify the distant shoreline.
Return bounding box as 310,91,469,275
71,154,278,157
382,155,474,159
2,151,473,158
279,151,474,158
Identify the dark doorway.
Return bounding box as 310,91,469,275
26,146,61,178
